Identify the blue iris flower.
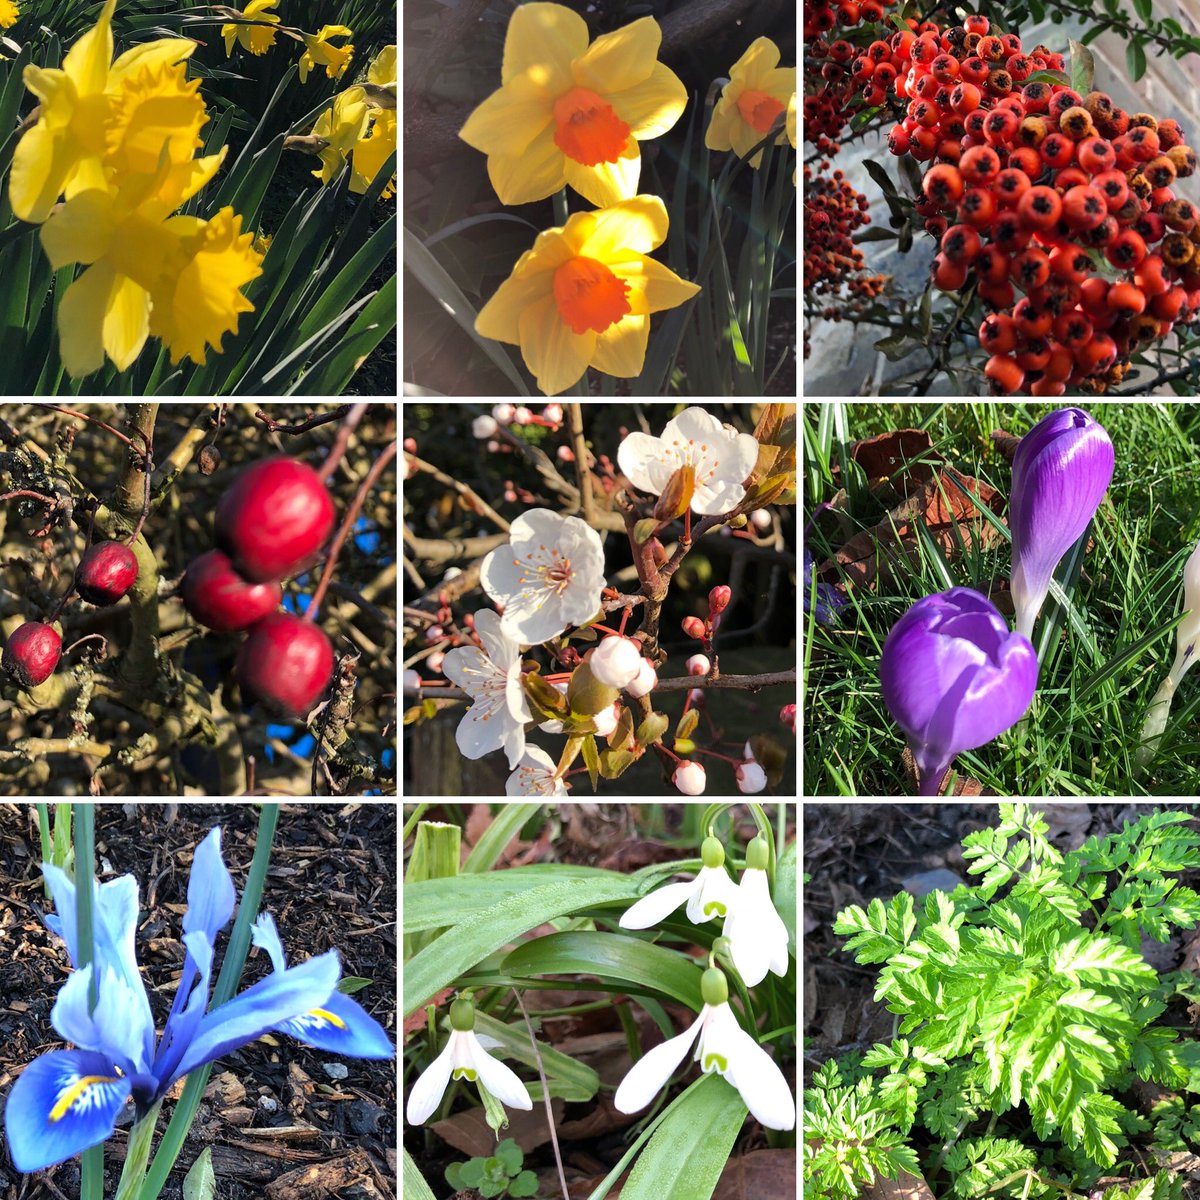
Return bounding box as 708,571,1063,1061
5,828,393,1174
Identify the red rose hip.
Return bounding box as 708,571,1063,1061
215,457,335,583
76,542,138,606
236,612,334,718
182,550,283,632
3,622,62,688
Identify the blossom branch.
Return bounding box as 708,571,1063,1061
568,402,595,528
403,527,508,565
406,453,510,532
651,669,795,692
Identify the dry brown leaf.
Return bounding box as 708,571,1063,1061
1038,803,1093,848
711,1149,796,1200
430,1098,564,1158
862,1169,935,1200
991,430,1023,462
852,429,939,493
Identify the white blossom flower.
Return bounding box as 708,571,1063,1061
472,415,498,438
592,702,620,738
736,762,766,794
481,509,606,646
617,407,759,516
590,635,642,687
406,998,533,1124
493,404,516,423
620,836,737,929
543,403,564,424
613,968,794,1131
403,669,420,693
506,745,569,796
441,609,531,768
674,760,707,795
723,837,788,985
626,657,658,699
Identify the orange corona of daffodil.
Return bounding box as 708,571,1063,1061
705,37,796,168
459,2,687,208
299,24,354,84
222,0,280,57
0,1,19,30
475,195,699,396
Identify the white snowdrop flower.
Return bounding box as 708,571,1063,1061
473,415,498,439
406,997,532,1124
481,509,606,646
616,407,759,516
441,609,531,768
620,836,737,929
506,745,569,796
613,967,795,1131
723,837,789,986
590,635,642,688
626,657,658,699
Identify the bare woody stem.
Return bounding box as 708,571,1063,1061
567,403,595,527
407,453,509,532
317,403,370,482
649,669,796,692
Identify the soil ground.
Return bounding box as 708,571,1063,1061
0,802,397,1200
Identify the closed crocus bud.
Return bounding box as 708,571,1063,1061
708,585,732,615
673,760,707,795
881,588,1038,796
590,635,643,688
736,761,767,793
473,415,498,438
1010,407,1114,640
682,615,707,640
626,657,658,698
686,654,710,676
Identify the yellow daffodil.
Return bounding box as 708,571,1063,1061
459,2,687,208
222,0,280,57
475,195,699,395
10,0,198,223
351,108,396,199
0,1,19,30
705,37,795,167
786,91,796,183
299,24,354,84
310,86,369,185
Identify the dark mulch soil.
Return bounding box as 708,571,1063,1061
0,802,397,1200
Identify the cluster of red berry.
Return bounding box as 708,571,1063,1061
866,13,1199,393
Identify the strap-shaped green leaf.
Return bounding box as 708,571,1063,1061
463,805,540,875
402,1148,437,1200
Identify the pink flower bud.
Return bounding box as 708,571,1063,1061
493,404,516,423
686,654,710,676
557,444,576,463
626,657,658,698
543,403,564,424
487,440,500,453
472,415,498,438
780,703,796,732
708,585,732,615
736,761,767,793
403,437,417,453
682,616,706,640
427,651,445,672
673,761,707,795
688,687,705,707
504,489,518,503
514,406,534,425
425,625,444,643
593,702,620,738
591,635,643,688
750,509,771,531
403,669,421,693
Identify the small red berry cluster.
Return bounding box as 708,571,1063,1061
868,14,1199,393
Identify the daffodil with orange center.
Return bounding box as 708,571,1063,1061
459,2,687,208
222,0,281,57
475,195,699,396
705,37,795,168
299,24,354,84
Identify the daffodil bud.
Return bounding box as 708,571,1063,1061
449,997,476,1031
701,835,725,868
700,967,729,1007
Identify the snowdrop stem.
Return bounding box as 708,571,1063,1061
512,989,571,1200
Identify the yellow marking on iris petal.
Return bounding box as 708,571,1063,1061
308,1007,347,1029
49,1075,120,1123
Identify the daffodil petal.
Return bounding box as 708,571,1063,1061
501,2,588,95
10,122,75,224
606,251,700,313
109,37,195,82
459,72,552,159
589,312,649,378
518,293,594,395
610,62,688,141
40,189,115,268
563,143,640,208
705,100,737,152
58,262,115,378
731,36,780,82
486,123,565,206
760,67,797,104
571,16,660,93
476,260,555,346
575,195,666,259
103,273,150,370
62,0,115,95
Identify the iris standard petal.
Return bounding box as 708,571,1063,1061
485,122,566,206
459,72,553,159
571,16,660,93
518,293,595,395
5,1048,131,1173
465,1035,534,1110
589,313,649,377
613,1012,705,1113
619,879,696,929
1009,407,1114,639
501,2,589,95
575,195,668,259
182,827,236,942
279,990,394,1059
563,142,641,208
405,1035,456,1124
720,1023,796,1131
608,62,689,141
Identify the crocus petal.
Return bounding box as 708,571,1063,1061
619,879,696,929
518,293,595,395
465,1034,534,1110
278,990,394,1059
589,313,649,378
720,1023,795,1131
405,1035,456,1125
571,16,660,93
501,2,589,95
1009,407,1114,640
613,1011,705,1113
609,62,689,140
5,1049,131,1173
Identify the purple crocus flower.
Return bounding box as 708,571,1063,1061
1009,408,1114,640
4,828,393,1174
880,588,1038,795
804,547,848,627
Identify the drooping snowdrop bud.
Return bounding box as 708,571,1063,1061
682,616,707,640
492,404,516,423
736,761,767,793
514,406,533,425
543,403,564,424
472,415,498,439
673,760,707,795
557,444,575,463
590,635,643,688
708,585,732,615
427,651,445,673
403,669,421,693
626,657,658,699
749,509,771,531
686,654,710,676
